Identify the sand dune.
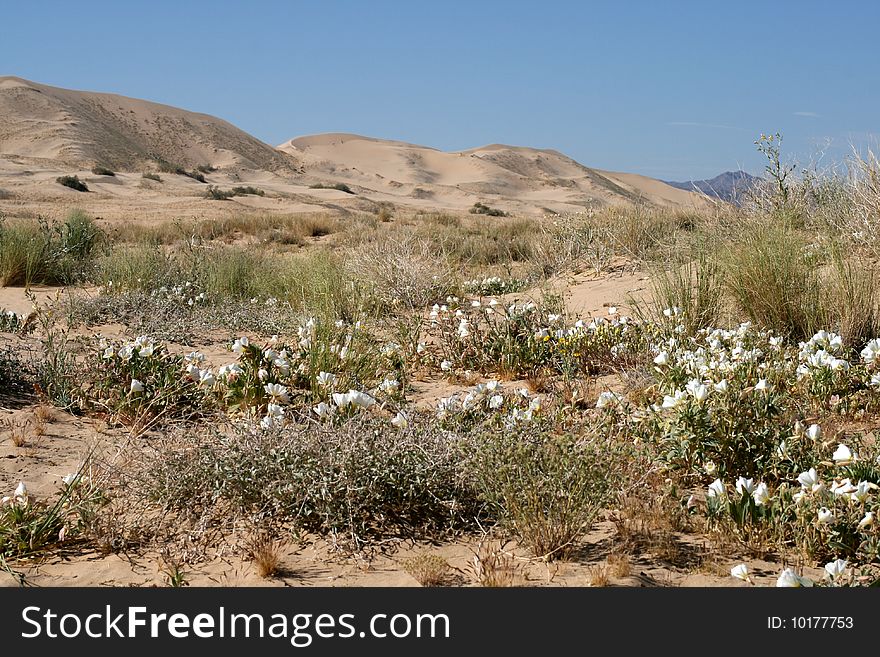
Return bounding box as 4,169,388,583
0,77,708,218
0,76,296,173
282,132,705,213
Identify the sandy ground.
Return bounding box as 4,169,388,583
0,272,817,589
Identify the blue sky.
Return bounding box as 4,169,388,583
2,1,878,180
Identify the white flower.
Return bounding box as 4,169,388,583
860,338,880,364
595,391,622,409
713,379,729,393
851,480,878,503
62,473,78,486
102,346,115,360
817,507,834,525
218,363,244,379
186,364,202,381
440,360,453,372
391,412,408,429
685,379,709,402
824,559,848,581
704,461,717,476
830,478,857,496
797,468,819,489
198,370,215,388
806,424,822,441
185,351,205,364
379,378,400,394
754,379,770,393
232,336,250,354
857,511,874,530
730,563,751,583
686,494,698,510
707,479,726,499
130,379,144,394
776,441,788,459
753,482,770,506
832,443,855,465
661,390,686,409
258,368,269,381
313,402,333,419
264,383,289,402
735,477,756,496
489,394,504,409
349,390,376,409
266,403,285,419
776,568,813,587
653,351,669,366
14,481,27,501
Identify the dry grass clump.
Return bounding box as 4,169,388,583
402,553,451,586
347,234,457,311
606,552,631,578
468,540,520,587
245,530,286,579
586,563,610,587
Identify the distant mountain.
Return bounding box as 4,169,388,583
664,171,762,204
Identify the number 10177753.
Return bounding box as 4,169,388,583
768,616,854,630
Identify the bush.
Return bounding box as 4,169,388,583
204,186,235,201
142,172,162,182
723,221,825,340
196,164,217,174
124,415,481,546
56,175,89,192
309,182,354,194
230,186,265,197
470,429,627,560
91,165,115,176
155,160,206,182
0,212,103,286
470,202,508,217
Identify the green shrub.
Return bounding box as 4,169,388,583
723,221,825,339
127,415,481,546
142,172,162,182
0,212,102,286
470,429,627,560
56,175,89,192
91,165,115,176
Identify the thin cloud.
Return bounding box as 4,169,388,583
794,111,821,118
667,121,745,131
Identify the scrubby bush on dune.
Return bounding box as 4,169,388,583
91,165,115,176
309,182,354,194
56,175,88,192
470,201,507,217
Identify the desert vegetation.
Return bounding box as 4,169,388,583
2,139,880,587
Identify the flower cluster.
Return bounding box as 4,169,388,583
462,276,525,296
0,309,21,332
